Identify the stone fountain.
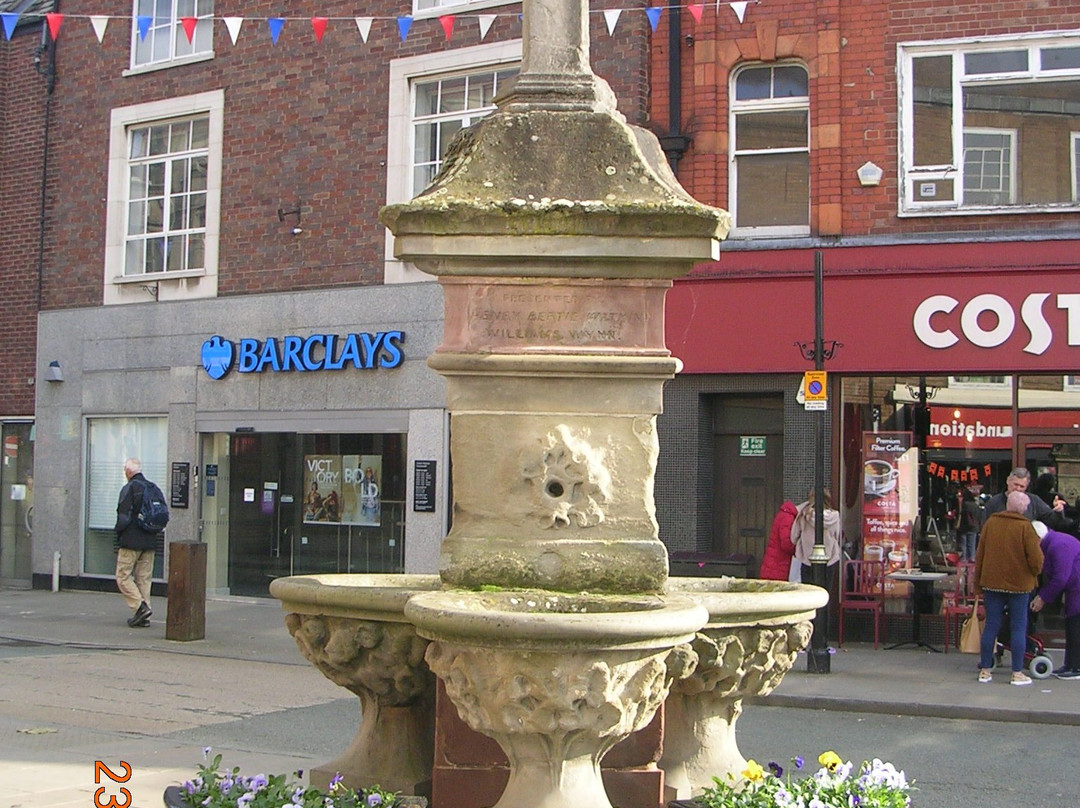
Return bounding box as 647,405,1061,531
270,0,827,804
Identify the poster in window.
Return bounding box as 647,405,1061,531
861,431,918,595
341,454,382,527
303,454,342,524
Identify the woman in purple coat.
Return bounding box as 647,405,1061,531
1031,521,1080,679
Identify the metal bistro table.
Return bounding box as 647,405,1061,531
885,570,950,652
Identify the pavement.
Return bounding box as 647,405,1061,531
1,586,1078,807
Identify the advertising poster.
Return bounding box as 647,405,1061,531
303,455,343,524
862,432,918,595
341,454,382,527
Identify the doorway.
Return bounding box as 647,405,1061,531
0,422,33,586
711,396,784,571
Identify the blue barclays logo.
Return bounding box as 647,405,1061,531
200,332,405,379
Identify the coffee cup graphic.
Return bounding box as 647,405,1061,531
864,543,884,561
864,459,900,496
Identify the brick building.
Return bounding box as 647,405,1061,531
647,0,1080,623
14,0,651,595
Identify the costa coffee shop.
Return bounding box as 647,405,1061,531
656,238,1080,577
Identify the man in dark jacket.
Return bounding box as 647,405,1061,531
114,458,161,627
983,467,1066,530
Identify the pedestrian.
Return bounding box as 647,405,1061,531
974,490,1044,685
1029,521,1080,679
791,489,841,589
114,458,161,628
983,467,1066,530
759,500,799,581
956,485,982,562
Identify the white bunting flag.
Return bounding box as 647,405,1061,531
477,14,495,40
223,16,243,45
89,15,108,43
730,1,749,23
603,9,621,36
355,17,372,43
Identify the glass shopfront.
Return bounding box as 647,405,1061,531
198,430,407,597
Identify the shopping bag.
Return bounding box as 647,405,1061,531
959,598,983,654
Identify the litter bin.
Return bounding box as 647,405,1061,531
166,540,206,641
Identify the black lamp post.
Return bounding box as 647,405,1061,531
795,252,841,674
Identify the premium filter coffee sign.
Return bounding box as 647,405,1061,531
200,331,405,379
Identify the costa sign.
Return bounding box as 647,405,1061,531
914,293,1080,355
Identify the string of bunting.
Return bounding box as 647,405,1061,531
1,1,758,44
925,462,994,483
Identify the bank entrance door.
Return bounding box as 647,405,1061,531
228,433,300,597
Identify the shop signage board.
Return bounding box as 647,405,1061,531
413,460,437,512
170,462,190,509
199,331,405,379
861,431,918,596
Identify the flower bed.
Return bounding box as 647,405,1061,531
690,751,912,808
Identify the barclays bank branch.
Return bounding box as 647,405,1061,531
33,283,449,597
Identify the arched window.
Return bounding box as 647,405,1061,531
729,63,810,236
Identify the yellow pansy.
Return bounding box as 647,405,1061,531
742,759,765,782
819,750,842,771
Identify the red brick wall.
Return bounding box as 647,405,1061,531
0,26,50,416
649,0,1080,240
40,0,649,311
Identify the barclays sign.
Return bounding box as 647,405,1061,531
201,331,405,380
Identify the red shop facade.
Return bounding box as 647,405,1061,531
655,238,1080,582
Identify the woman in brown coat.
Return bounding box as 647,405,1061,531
974,490,1044,685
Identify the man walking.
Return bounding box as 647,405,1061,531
114,458,161,627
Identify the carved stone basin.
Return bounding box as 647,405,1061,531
269,574,441,796
405,589,708,808
659,577,828,798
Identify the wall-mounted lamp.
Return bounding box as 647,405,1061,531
278,200,303,235
44,360,63,383
856,161,883,187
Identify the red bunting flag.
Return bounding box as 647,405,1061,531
45,12,62,40
312,17,327,42
180,16,196,43
439,15,454,41
687,4,704,23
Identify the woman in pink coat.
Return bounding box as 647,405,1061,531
759,501,799,580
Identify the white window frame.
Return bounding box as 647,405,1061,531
104,91,224,305
898,30,1080,216
412,0,513,20
384,39,521,284
728,62,810,238
962,127,1017,205
1072,132,1080,202
948,375,1012,390
127,0,214,74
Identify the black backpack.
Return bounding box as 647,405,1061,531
135,478,170,533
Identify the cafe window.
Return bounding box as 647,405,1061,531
729,63,810,236
900,32,1080,214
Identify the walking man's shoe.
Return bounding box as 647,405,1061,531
1055,669,1080,680
126,600,152,627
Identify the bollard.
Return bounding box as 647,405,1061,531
166,540,207,641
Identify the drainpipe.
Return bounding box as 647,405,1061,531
658,6,692,173
34,12,58,312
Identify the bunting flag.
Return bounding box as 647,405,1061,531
0,4,754,50
355,17,372,42
223,16,242,45
267,17,284,44
90,15,108,42
926,462,994,483
603,9,621,35
438,15,454,41
46,12,63,39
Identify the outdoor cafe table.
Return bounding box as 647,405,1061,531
885,570,951,652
